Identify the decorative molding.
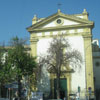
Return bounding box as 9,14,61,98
28,23,93,32
27,11,94,32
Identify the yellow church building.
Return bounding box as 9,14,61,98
27,9,94,100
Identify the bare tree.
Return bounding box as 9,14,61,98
38,36,82,99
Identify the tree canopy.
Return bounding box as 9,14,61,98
7,36,37,76
0,36,37,99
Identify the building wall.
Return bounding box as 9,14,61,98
37,35,86,94
27,10,94,99
92,40,100,89
93,58,100,89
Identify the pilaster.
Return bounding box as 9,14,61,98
65,73,71,100
30,38,38,57
83,35,94,93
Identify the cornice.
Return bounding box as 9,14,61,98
27,12,58,30
27,12,94,32
28,23,94,32
58,13,92,24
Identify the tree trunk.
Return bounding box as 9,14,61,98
56,74,60,99
18,75,22,100
0,83,1,98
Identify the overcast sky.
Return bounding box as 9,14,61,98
0,0,100,45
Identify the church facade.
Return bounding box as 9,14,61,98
27,9,94,100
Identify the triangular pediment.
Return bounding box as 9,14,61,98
27,11,94,32
41,17,80,28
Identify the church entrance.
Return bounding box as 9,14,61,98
54,78,67,99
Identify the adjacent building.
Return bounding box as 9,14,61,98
92,39,100,100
